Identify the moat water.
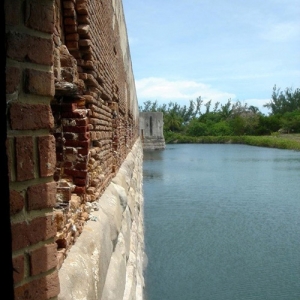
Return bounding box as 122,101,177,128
142,144,300,300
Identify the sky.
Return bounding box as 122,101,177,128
122,0,300,115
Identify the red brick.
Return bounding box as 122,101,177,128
51,102,77,112
6,32,53,65
74,186,86,194
63,1,75,9
64,139,90,148
73,178,87,186
63,132,76,140
74,162,88,170
12,255,25,284
65,34,79,43
38,135,56,177
25,2,54,33
6,66,21,94
28,215,57,244
16,136,34,181
64,25,78,33
30,243,57,276
24,69,55,96
10,189,25,215
64,17,77,26
4,0,21,26
11,222,29,251
10,102,54,130
61,110,88,118
27,182,57,211
62,161,73,168
66,41,79,50
75,117,88,126
64,169,87,178
78,147,89,155
63,125,88,133
14,271,60,299
63,8,76,18
78,132,90,140
6,137,15,182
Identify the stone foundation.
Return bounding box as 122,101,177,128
58,139,145,300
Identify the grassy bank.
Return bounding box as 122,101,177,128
165,133,300,151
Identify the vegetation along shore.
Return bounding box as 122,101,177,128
139,85,300,151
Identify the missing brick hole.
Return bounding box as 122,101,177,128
113,46,117,55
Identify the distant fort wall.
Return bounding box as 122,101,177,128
140,112,166,150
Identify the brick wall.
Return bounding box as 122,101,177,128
5,0,139,299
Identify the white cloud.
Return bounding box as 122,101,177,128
136,77,273,114
136,77,235,104
260,21,300,42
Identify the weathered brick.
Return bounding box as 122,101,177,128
65,33,80,42
14,271,60,299
12,255,25,284
6,138,14,181
62,109,89,118
27,182,57,211
10,189,25,215
11,222,29,251
10,102,54,130
51,102,77,112
64,25,78,33
75,117,88,126
30,243,57,276
64,169,87,178
24,69,55,96
64,139,89,148
28,215,57,244
25,2,54,33
16,136,34,181
73,178,87,186
6,32,53,65
74,186,86,194
4,0,21,26
78,132,90,140
78,147,89,155
66,41,79,50
62,125,87,133
74,162,88,170
6,66,21,94
38,135,56,177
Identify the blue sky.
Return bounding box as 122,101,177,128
122,0,300,115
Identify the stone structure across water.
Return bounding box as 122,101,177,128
140,112,166,150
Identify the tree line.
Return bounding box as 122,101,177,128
139,85,300,138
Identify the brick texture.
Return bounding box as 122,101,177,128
10,189,25,215
25,2,54,33
14,271,60,300
27,182,57,211
38,135,56,177
6,32,54,65
30,243,57,276
6,66,21,94
16,136,34,181
24,69,55,96
10,102,54,130
28,216,57,245
12,255,25,284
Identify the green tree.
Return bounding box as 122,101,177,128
264,85,300,115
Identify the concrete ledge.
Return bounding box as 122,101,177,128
58,139,144,300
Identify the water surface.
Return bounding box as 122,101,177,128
143,144,300,300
